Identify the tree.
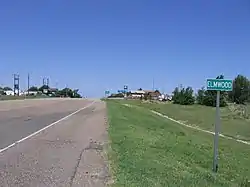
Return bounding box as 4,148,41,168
172,86,195,105
57,88,81,98
202,89,227,107
28,86,38,92
184,87,195,105
228,75,250,104
39,85,50,92
172,87,179,103
3,87,12,91
0,87,4,95
73,89,81,98
59,88,71,97
196,87,205,105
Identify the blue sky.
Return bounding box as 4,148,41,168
1,0,250,97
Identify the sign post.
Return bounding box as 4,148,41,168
213,90,220,172
124,85,128,97
105,90,110,98
206,78,233,172
124,85,128,92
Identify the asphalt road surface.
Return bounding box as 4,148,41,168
0,98,109,186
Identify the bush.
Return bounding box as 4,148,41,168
196,87,205,105
172,86,195,105
228,75,250,104
108,93,124,98
196,88,227,107
203,90,227,107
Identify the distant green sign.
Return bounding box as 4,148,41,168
206,79,233,91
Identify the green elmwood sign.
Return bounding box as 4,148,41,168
206,78,233,172
206,79,233,91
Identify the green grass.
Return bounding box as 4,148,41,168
107,100,250,187
122,100,250,141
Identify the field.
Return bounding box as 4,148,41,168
107,100,250,187
121,100,250,141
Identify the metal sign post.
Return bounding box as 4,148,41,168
105,90,110,98
206,78,233,173
213,91,220,172
124,85,128,92
124,85,128,97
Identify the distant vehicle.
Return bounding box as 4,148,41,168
4,90,15,96
158,94,172,101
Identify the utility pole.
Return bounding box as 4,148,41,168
42,77,49,87
66,84,68,97
152,78,155,91
55,81,58,89
42,77,49,95
43,78,46,86
13,74,20,96
27,73,30,95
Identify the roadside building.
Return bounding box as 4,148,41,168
144,90,161,100
158,94,172,101
25,91,38,96
48,88,58,95
130,90,145,99
159,94,166,101
4,90,15,96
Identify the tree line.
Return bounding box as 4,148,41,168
0,86,13,95
0,85,82,98
32,85,82,98
172,74,250,107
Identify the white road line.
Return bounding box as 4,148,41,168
0,100,96,153
122,104,250,146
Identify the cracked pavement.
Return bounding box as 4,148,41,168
0,99,109,186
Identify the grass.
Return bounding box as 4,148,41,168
107,100,250,187
122,100,250,141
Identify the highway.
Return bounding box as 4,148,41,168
0,98,108,186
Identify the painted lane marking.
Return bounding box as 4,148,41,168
0,100,96,153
